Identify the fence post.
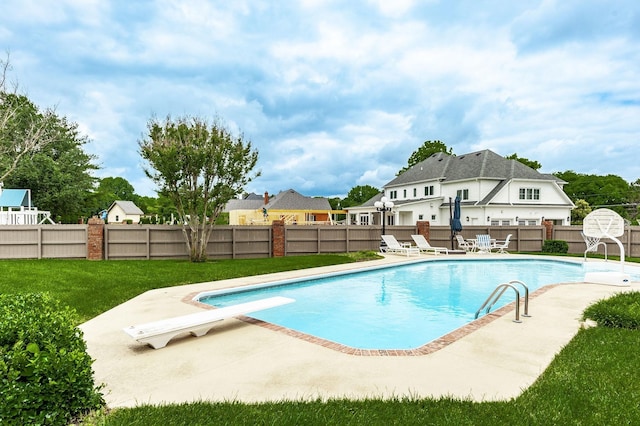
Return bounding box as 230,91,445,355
87,216,105,260
272,219,285,257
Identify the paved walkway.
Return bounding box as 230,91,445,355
80,255,639,408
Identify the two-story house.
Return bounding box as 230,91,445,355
347,149,574,227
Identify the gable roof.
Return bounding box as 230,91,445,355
385,149,551,187
265,189,331,210
0,189,30,208
108,200,144,215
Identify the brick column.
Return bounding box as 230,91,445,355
543,220,553,240
272,219,285,257
416,221,431,241
87,216,105,260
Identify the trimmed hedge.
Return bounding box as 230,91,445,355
542,239,569,254
583,291,640,329
0,293,104,425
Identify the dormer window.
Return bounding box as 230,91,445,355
519,188,540,200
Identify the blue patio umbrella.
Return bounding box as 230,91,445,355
450,196,463,249
452,196,463,232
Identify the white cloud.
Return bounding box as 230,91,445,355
2,0,639,198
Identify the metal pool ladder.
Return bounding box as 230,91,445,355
475,280,531,323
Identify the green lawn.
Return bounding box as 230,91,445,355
1,254,639,425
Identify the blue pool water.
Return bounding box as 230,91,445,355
198,259,601,350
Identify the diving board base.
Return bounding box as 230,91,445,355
584,272,631,286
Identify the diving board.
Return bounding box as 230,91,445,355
123,296,295,349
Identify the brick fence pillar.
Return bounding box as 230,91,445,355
416,221,431,241
271,220,285,257
543,220,554,241
87,216,105,260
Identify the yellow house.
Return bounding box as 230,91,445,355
226,189,334,225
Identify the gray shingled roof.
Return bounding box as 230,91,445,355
385,149,550,187
110,200,144,215
266,189,331,210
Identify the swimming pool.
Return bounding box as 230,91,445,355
197,259,625,350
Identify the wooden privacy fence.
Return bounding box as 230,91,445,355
0,221,638,260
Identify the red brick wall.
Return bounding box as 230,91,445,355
87,217,104,260
272,220,285,257
543,220,553,240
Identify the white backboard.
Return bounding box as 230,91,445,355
583,208,625,238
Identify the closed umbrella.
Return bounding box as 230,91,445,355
450,196,463,249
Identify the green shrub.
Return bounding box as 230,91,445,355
0,293,104,425
583,291,640,329
542,239,568,253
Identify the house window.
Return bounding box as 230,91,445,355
456,189,469,200
115,215,119,222
389,190,397,199
431,215,436,221
413,188,417,197
418,214,423,220
386,215,394,226
403,189,407,198
519,188,540,200
359,214,369,225
424,185,434,196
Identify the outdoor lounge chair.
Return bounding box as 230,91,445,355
455,234,474,252
123,296,295,349
380,235,420,256
475,234,492,253
492,234,512,254
411,234,448,255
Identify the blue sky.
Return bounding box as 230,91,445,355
2,1,639,197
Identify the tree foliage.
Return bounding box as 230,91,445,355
506,153,542,170
1,55,97,222
555,171,631,218
342,185,380,207
398,140,452,175
140,115,259,262
2,95,98,222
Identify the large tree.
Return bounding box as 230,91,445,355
506,153,542,170
398,140,452,175
2,95,97,222
342,184,380,207
140,115,259,262
0,56,58,183
555,170,631,218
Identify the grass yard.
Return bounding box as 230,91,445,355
1,254,639,425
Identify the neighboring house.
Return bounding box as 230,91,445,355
107,200,144,224
226,189,333,225
347,149,575,227
0,186,54,225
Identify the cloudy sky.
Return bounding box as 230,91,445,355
2,1,639,197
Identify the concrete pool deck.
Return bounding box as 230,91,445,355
80,254,639,408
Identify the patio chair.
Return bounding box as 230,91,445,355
455,234,475,252
411,234,449,255
380,235,420,256
492,234,512,254
582,232,607,261
475,234,492,253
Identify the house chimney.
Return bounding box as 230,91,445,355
264,191,269,204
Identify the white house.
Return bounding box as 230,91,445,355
347,149,575,227
107,200,144,224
